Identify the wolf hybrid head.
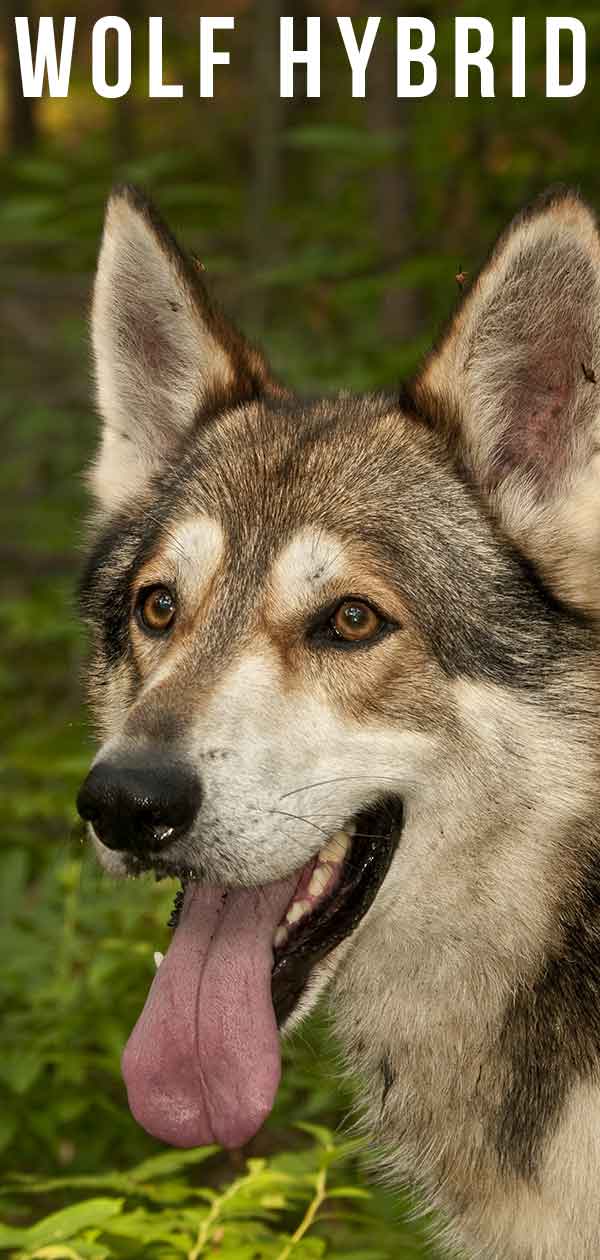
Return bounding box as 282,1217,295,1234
78,186,600,1171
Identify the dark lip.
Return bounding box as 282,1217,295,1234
271,796,404,1027
122,853,205,881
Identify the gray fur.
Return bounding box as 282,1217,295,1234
79,185,600,1258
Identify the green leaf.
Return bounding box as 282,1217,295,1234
286,124,401,158
100,1207,193,1247
0,1112,18,1156
30,1247,110,1260
0,1050,43,1095
0,1222,26,1249
29,1248,93,1260
293,1123,334,1148
326,1187,372,1200
24,1199,123,1249
127,1146,218,1181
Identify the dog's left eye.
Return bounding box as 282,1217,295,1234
136,585,177,635
310,598,392,648
332,600,382,642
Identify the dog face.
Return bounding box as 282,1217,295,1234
78,186,600,1152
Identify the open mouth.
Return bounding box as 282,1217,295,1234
162,796,403,1026
270,798,403,1025
120,797,403,1151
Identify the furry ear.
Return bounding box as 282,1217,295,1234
91,185,272,511
412,187,600,613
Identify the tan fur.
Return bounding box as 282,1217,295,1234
415,191,600,613
91,196,235,512
81,187,600,1258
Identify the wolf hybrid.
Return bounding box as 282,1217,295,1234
77,185,600,1258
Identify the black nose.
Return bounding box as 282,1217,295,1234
76,755,202,853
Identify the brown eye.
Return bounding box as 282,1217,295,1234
331,600,382,643
136,585,176,635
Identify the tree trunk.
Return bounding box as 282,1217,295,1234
247,0,285,333
368,11,423,343
3,5,38,153
113,0,143,162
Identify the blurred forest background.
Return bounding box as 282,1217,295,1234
3,1,600,1256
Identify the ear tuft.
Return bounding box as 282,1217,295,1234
412,186,600,612
90,185,272,512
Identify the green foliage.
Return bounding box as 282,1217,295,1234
0,1131,426,1259
7,2,600,1253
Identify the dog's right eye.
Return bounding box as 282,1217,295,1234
135,585,177,636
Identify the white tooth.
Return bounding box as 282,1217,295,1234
320,830,350,864
273,925,289,948
154,951,164,970
286,899,311,926
308,865,330,898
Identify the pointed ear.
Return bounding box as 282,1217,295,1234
412,187,600,613
90,185,274,512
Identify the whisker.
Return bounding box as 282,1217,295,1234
264,808,331,839
263,811,395,845
280,775,400,801
352,831,391,841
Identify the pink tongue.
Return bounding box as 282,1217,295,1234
122,875,298,1149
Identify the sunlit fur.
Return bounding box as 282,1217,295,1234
80,184,600,1258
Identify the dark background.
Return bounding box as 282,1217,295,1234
2,3,599,1255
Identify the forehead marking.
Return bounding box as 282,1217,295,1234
270,527,348,610
159,516,225,600
160,514,224,574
